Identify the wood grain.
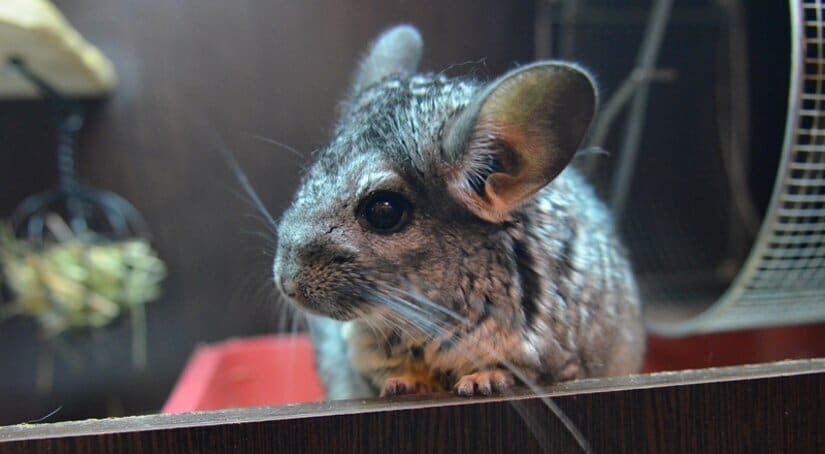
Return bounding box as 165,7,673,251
1,359,823,453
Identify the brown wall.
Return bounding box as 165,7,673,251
0,0,534,423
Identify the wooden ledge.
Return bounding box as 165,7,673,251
1,358,823,452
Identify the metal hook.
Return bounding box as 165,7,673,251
7,57,88,232
5,57,149,242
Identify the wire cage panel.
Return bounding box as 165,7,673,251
649,0,825,335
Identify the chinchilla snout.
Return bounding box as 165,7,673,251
273,207,369,320
273,248,305,305
273,218,315,308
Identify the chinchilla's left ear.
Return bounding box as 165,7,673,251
443,62,598,223
349,24,423,97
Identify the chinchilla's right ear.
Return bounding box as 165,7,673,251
443,62,597,223
348,24,423,99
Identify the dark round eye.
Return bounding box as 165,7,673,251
359,191,412,233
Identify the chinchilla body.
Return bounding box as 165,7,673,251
273,25,645,399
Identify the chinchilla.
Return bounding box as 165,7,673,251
272,24,645,399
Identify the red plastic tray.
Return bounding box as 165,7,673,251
163,335,324,413
163,324,825,413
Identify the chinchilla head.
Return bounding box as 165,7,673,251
273,24,597,321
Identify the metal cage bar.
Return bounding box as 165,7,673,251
649,0,825,335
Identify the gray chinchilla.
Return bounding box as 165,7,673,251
272,24,645,399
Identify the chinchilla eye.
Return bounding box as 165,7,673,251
358,191,412,233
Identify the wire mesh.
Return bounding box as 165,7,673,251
649,0,825,334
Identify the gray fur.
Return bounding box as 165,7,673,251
272,25,645,398
348,25,423,104
306,316,373,399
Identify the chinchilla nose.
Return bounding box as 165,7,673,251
279,276,302,303
273,249,305,303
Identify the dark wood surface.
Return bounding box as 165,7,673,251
1,359,823,453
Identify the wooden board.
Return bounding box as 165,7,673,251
2,359,823,453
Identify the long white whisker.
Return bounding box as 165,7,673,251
214,140,280,232
363,283,592,454
245,132,307,162
363,314,392,348
379,282,483,329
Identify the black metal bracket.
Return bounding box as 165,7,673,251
5,57,147,242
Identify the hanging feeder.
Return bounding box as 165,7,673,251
0,59,165,344
0,4,166,389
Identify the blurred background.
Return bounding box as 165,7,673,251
0,0,819,425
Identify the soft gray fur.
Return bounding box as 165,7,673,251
273,25,645,398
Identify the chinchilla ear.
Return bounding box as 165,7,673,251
443,62,597,223
350,24,423,96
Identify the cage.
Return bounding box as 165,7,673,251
536,0,825,336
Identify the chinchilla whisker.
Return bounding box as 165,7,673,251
226,265,274,316
232,194,279,238
386,280,517,331
387,285,472,326
371,308,421,345
289,305,303,336
364,311,403,341
266,293,301,332
361,288,444,339
239,210,280,234
286,301,303,334
274,292,297,334
244,132,307,163
371,284,592,454
358,285,582,452
438,57,488,77
362,289,438,335
371,283,447,317
217,142,280,233
382,313,418,342
368,296,558,452
277,293,291,333
364,316,393,347
275,297,288,333
239,227,276,244
376,295,442,336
